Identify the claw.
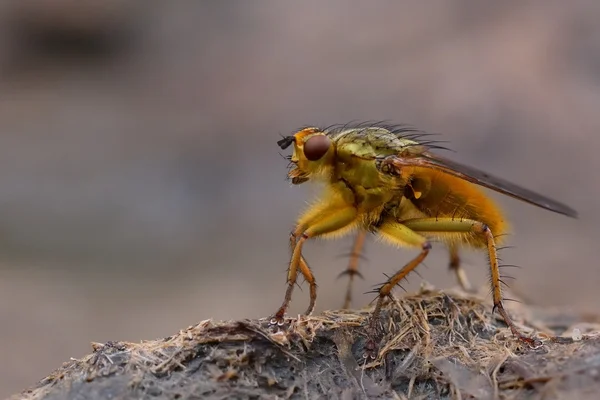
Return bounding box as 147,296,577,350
519,335,543,349
270,308,287,326
364,337,380,360
336,269,364,280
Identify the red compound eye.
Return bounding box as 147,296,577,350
303,135,330,161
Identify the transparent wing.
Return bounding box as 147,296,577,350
379,153,578,218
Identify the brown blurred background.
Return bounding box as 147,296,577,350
0,1,598,397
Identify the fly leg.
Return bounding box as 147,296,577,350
339,230,367,309
365,221,431,359
269,234,317,325
270,205,358,325
448,245,474,292
403,217,541,348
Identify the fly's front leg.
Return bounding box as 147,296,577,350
271,232,317,324
270,205,358,325
403,217,541,347
339,230,367,309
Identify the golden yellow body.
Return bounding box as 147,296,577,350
274,124,577,357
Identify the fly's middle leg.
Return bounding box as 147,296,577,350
339,230,367,309
448,245,474,292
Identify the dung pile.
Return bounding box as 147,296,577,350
10,287,600,400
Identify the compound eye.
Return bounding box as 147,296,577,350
303,135,331,161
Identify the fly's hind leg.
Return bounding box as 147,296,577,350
339,230,367,309
403,217,541,348
448,245,474,292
